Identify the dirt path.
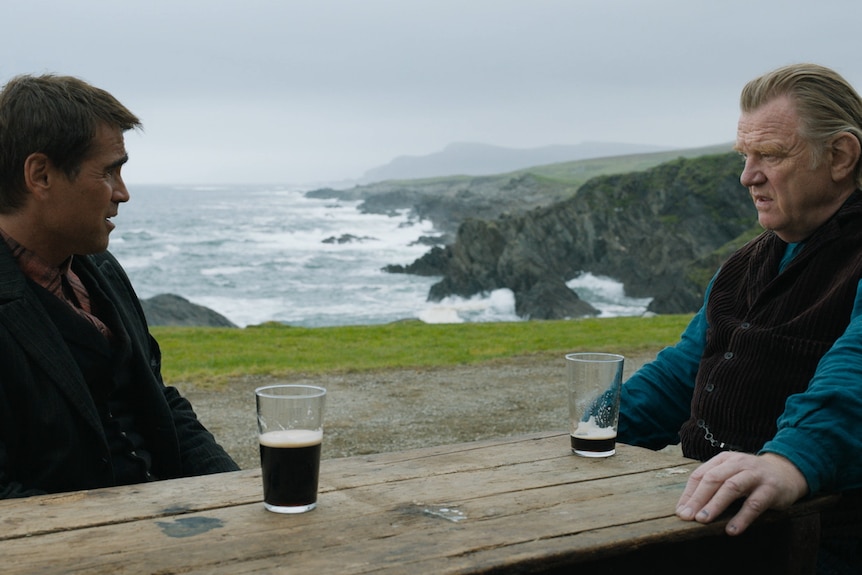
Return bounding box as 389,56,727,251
176,351,660,470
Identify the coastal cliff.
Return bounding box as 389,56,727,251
306,143,734,242
386,152,759,319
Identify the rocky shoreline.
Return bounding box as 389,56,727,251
311,150,754,322
143,149,751,330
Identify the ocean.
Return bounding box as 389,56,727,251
109,184,651,328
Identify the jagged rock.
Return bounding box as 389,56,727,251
384,245,451,276
141,294,237,328
358,189,423,217
322,234,377,244
515,279,599,319
400,152,756,320
409,235,447,247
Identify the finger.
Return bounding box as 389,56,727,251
689,476,749,525
676,454,735,521
676,477,705,520
675,454,727,514
677,459,749,523
723,489,770,535
676,468,705,510
676,485,697,519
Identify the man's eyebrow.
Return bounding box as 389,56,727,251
107,154,129,170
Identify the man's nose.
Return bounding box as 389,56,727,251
740,159,766,187
114,178,130,203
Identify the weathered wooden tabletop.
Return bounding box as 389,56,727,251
0,432,834,574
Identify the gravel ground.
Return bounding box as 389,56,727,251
175,351,661,470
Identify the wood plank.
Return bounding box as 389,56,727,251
326,433,690,488
0,469,262,541
114,490,829,575
0,436,690,540
0,464,702,574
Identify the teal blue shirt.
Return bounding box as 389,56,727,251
618,242,862,494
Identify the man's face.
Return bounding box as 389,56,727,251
736,96,841,243
41,123,130,263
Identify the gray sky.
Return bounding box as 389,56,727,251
3,0,860,186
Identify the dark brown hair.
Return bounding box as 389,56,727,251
0,74,142,212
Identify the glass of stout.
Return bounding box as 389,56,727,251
255,384,327,513
566,353,624,457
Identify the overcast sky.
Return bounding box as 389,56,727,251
3,0,859,186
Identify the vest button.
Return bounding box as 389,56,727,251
724,351,734,360
706,383,715,392
740,322,751,329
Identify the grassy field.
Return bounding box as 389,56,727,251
152,314,692,385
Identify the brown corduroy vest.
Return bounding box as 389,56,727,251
679,192,862,461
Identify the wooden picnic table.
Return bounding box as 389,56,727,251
0,431,837,574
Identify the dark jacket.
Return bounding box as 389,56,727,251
0,245,239,499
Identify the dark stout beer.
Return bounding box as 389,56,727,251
570,434,617,456
259,429,323,512
571,419,617,457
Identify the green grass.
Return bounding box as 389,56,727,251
152,315,692,386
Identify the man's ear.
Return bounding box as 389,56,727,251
830,132,862,183
22,153,53,199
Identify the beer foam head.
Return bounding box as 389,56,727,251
572,417,616,440
260,429,323,448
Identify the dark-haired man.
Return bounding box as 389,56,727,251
0,74,239,498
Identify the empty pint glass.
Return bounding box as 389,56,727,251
566,353,624,457
255,384,326,513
